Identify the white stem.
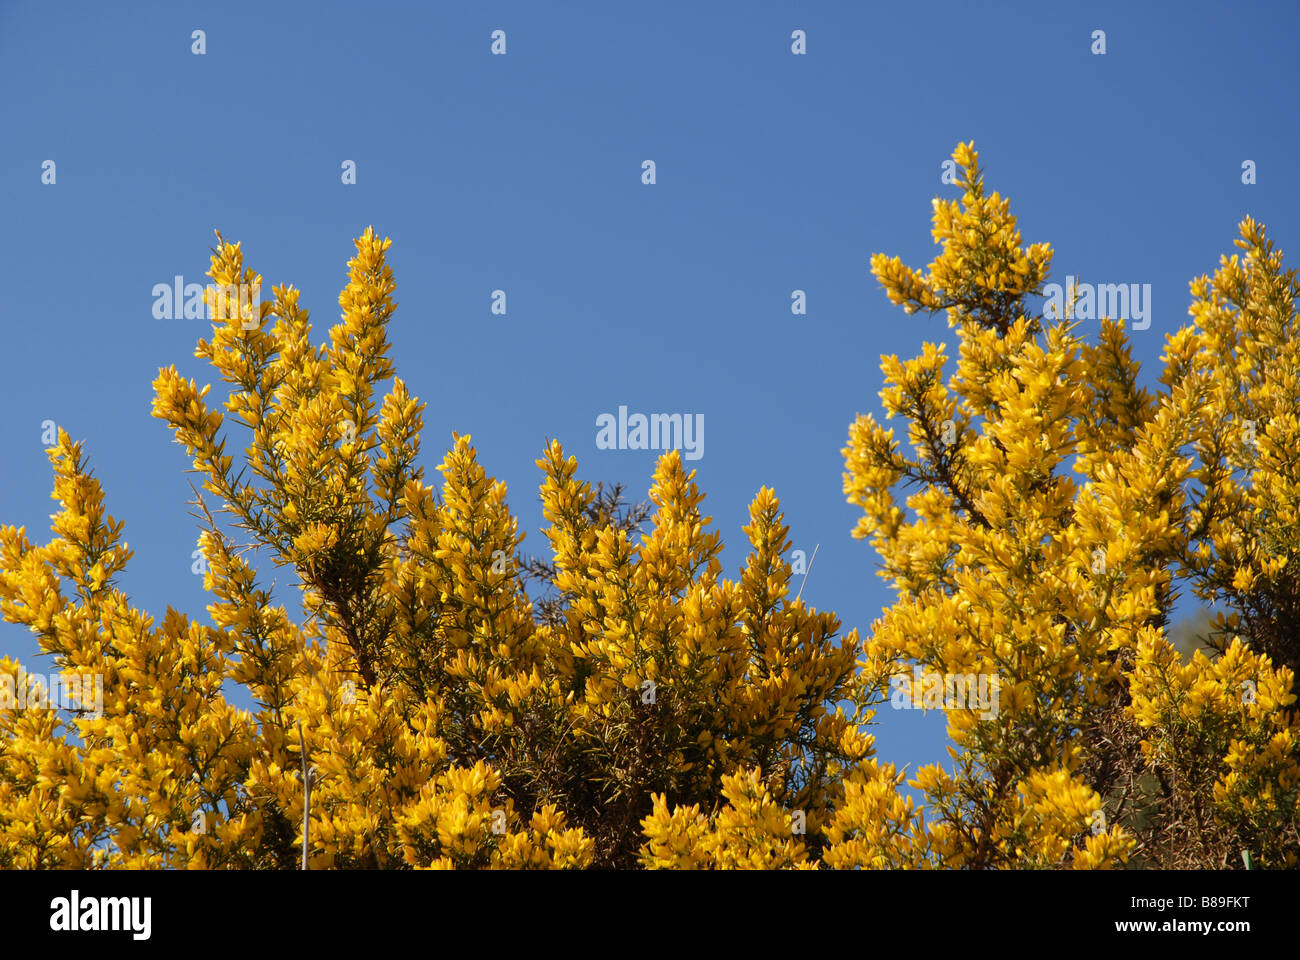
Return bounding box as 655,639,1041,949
794,544,820,603
298,720,310,870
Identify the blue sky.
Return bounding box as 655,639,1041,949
2,0,1299,781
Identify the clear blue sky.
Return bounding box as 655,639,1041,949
2,0,1298,782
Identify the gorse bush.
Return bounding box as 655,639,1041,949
843,143,1300,868
2,143,1296,868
